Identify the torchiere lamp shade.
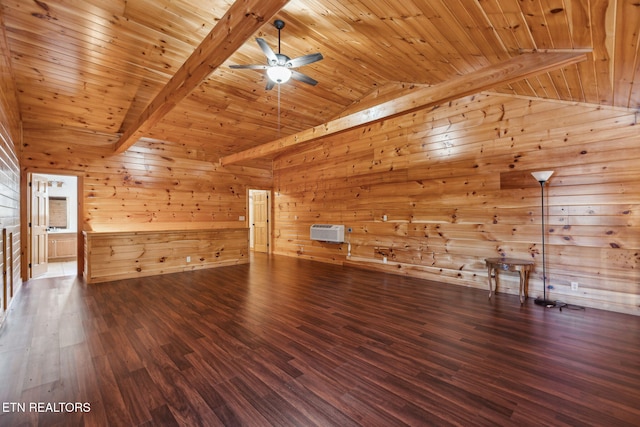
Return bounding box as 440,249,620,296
531,170,554,183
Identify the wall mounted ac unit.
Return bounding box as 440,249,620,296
310,224,345,243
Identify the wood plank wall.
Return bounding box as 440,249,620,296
272,93,640,315
0,5,22,324
21,131,271,229
20,130,272,280
84,228,248,283
0,122,20,320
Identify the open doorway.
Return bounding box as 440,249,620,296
28,173,79,279
248,189,270,253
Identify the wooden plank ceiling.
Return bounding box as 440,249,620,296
1,0,638,166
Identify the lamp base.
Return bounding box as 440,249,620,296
534,297,556,307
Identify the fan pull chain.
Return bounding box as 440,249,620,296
277,83,281,136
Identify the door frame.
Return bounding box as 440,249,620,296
21,169,84,281
248,188,272,253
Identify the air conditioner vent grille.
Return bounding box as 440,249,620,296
310,224,345,243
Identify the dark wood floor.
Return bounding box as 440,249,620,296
1,253,639,426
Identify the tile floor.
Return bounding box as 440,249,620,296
39,260,78,278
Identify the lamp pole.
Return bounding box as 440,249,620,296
531,171,555,307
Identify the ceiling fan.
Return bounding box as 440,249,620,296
230,19,323,90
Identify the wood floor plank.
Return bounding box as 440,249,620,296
0,253,639,426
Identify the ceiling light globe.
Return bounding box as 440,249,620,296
267,66,292,84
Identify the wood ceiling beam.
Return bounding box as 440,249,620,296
114,0,290,154
220,51,589,166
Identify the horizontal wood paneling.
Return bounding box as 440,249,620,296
84,228,249,283
273,93,640,315
20,128,271,283
0,4,22,324
20,130,272,231
0,129,20,320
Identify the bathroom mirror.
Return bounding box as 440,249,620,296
49,197,68,228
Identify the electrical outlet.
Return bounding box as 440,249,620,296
571,281,579,291
186,256,191,263
383,256,388,264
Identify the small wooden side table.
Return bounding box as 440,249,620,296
485,257,534,304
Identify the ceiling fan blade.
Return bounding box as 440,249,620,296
290,70,318,86
229,64,268,69
265,79,275,91
286,52,323,68
256,38,278,66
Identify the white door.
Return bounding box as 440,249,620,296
29,174,49,278
252,190,269,253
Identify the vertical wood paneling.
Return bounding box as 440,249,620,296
273,93,640,315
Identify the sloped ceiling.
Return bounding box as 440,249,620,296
1,0,638,166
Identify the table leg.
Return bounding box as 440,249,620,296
488,265,494,299
518,270,524,304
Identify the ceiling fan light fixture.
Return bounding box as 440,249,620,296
267,66,292,84
229,20,322,89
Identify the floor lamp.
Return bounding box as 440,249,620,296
531,170,555,307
